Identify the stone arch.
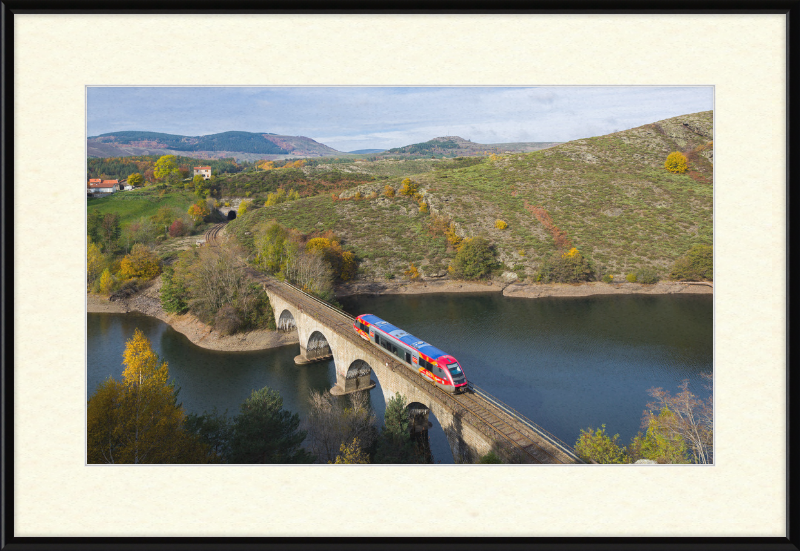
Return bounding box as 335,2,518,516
306,330,332,361
277,309,297,332
341,359,375,393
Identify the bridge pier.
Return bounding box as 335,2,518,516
330,377,376,396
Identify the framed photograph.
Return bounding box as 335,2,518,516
2,8,791,549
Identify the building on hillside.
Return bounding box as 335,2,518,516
87,180,116,195
124,185,134,191
194,166,212,180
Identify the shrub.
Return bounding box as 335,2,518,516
214,305,242,336
664,151,688,174
399,178,418,197
478,450,502,464
404,264,421,280
168,219,187,238
538,247,593,283
602,274,614,284
495,220,508,230
419,202,429,213
383,185,395,198
626,273,637,283
670,244,713,281
635,267,660,284
450,237,495,280
119,244,161,281
239,200,253,215
574,425,629,464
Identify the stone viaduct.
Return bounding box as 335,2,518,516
256,273,581,465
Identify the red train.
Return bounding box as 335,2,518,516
354,314,468,394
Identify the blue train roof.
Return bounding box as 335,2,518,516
359,314,448,360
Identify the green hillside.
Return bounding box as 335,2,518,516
87,187,198,230
227,111,713,281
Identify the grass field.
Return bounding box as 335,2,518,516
87,187,198,229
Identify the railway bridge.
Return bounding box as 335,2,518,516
252,271,582,465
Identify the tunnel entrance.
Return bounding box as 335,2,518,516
227,210,237,221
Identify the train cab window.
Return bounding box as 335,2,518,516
447,363,462,375
357,321,368,332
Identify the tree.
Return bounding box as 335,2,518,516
305,390,377,463
127,173,144,187
670,244,713,281
227,387,314,463
664,151,688,174
160,265,189,314
169,219,187,238
574,425,629,464
374,393,424,464
450,237,495,280
331,438,370,464
154,155,179,180
628,408,690,464
399,178,419,196
98,213,121,253
97,268,115,294
88,211,104,244
641,380,713,464
187,200,210,224
183,407,231,461
87,329,209,463
239,200,253,215
87,237,104,284
119,243,161,280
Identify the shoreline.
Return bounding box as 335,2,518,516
88,277,711,353
87,279,299,352
335,278,712,298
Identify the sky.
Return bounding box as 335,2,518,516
88,87,713,152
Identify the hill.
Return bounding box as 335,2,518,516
227,111,713,281
88,131,342,161
383,136,560,158
349,149,387,154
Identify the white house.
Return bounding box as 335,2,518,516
87,179,117,195
193,166,212,180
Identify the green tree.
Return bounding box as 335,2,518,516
628,408,690,464
184,407,231,461
98,213,121,253
374,393,423,464
670,244,713,281
87,329,210,463
127,173,144,187
154,155,179,180
227,387,314,464
450,237,495,280
574,424,629,464
160,265,190,314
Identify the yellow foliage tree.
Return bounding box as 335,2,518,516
119,244,161,280
664,151,688,174
446,222,463,250
239,200,253,215
330,437,370,464
384,185,395,198
419,202,429,213
495,219,508,230
399,178,418,197
87,329,211,463
87,237,104,284
187,201,210,224
98,268,115,294
258,160,275,171
404,263,421,280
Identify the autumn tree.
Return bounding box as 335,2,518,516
399,178,418,197
664,151,688,174
628,408,690,464
87,237,104,284
227,387,314,464
119,243,161,280
331,438,370,464
154,155,179,180
188,200,210,224
574,425,630,464
239,200,253,215
168,219,187,238
87,329,210,463
127,173,144,187
304,390,377,463
97,268,115,294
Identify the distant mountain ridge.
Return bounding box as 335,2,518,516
385,136,560,157
88,130,342,161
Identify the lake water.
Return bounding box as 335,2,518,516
87,292,712,463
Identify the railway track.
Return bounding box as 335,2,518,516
203,223,227,246
259,276,583,464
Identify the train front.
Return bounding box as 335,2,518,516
438,355,468,393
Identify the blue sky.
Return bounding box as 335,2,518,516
88,86,713,152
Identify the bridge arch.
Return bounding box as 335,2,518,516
277,309,297,332
306,330,333,361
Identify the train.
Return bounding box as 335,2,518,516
353,314,469,394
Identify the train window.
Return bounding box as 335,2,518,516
405,352,411,363
447,363,462,375
358,321,368,332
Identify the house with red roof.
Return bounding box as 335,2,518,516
193,166,212,180
87,179,118,195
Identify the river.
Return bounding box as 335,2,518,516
87,292,712,463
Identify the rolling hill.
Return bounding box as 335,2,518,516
88,131,342,161
227,111,713,281
384,136,560,158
